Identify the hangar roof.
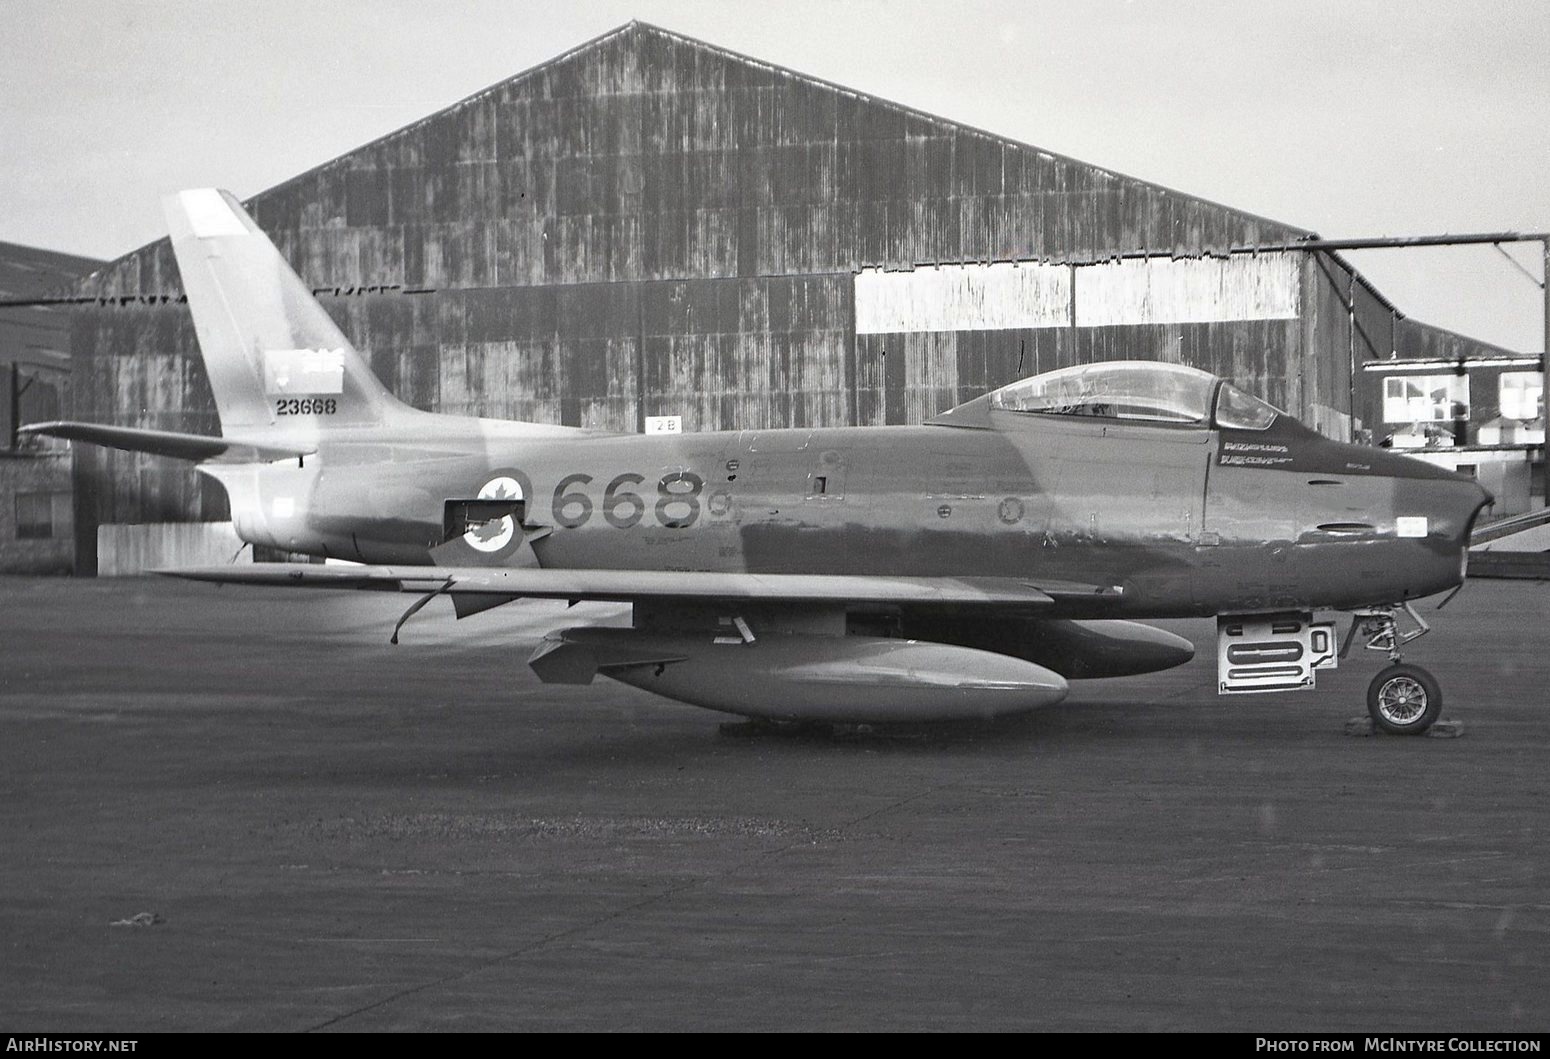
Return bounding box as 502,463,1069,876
63,22,1510,366
72,20,1315,296
263,20,1312,248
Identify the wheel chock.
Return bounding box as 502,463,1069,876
1343,716,1464,737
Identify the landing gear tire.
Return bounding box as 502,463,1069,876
1367,664,1442,735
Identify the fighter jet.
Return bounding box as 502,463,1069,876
24,190,1493,734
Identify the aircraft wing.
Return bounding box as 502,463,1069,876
18,421,312,463
158,562,1120,609
1469,506,1550,547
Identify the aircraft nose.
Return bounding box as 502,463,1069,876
1391,470,1492,552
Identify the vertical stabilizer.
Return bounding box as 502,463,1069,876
163,188,411,435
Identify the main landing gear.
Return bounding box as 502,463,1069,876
1341,603,1442,735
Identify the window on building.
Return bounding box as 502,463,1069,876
1383,375,1469,424
1499,372,1544,421
16,492,53,539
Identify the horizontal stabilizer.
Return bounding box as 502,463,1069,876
19,421,312,463
155,563,1091,609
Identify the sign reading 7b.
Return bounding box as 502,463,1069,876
551,472,705,530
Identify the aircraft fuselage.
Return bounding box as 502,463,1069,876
219,407,1488,620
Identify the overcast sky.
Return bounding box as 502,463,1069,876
2,0,1545,350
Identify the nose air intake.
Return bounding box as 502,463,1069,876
1463,480,1495,543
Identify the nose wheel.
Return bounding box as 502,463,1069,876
1342,602,1443,735
1367,663,1442,735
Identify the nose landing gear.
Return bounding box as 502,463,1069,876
1341,603,1442,734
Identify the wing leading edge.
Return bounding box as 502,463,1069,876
156,563,1123,608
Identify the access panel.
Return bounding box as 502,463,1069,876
1217,613,1337,694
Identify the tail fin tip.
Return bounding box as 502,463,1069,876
166,188,250,240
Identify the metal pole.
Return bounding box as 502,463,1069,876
1542,238,1549,508
8,362,17,452
1245,232,1550,253
1347,264,1357,440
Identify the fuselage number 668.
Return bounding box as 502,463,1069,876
551,472,705,530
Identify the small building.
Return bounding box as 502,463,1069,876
0,241,103,573
1358,350,1544,518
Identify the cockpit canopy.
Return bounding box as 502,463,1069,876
987,360,1282,430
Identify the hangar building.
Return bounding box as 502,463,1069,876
60,22,1526,574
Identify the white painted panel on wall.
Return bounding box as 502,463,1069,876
855,254,1301,334
1073,253,1301,327
855,262,1071,335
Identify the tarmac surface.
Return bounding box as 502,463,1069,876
1,575,1546,1032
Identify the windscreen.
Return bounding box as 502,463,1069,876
1214,383,1282,430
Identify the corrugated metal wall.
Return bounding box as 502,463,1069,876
63,21,1510,570
96,520,247,577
